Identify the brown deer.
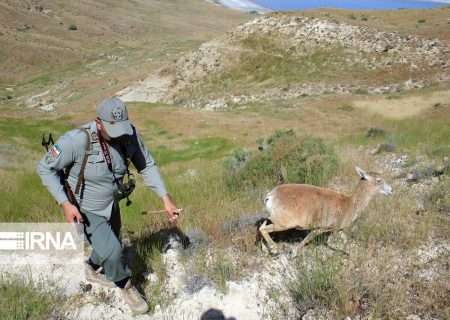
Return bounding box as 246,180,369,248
259,167,393,255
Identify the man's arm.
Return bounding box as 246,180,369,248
129,129,179,222
36,131,83,223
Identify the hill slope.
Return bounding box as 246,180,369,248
118,8,450,108
0,0,248,114
0,0,247,84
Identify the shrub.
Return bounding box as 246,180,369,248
68,24,77,31
0,276,62,320
426,177,450,214
225,130,338,192
287,253,341,316
224,148,250,171
366,127,386,138
338,104,354,112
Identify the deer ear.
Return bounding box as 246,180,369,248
355,166,368,180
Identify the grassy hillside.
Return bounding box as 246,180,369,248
0,0,246,84
0,4,449,320
165,8,450,106
0,0,248,115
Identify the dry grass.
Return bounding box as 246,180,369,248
1,96,448,319
0,0,249,119
1,6,449,316
0,0,247,84
0,275,64,320
287,6,450,41
353,89,450,119
278,130,449,319
332,246,449,319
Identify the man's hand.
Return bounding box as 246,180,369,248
162,194,180,223
62,201,83,223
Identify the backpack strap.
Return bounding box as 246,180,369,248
75,128,92,195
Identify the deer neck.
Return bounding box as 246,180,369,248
348,180,376,222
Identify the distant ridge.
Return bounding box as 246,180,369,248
211,0,271,13
214,0,450,11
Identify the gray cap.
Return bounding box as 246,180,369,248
96,97,133,138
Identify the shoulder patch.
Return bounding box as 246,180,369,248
45,144,62,163
90,131,98,142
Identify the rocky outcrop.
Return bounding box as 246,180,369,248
118,14,450,109
231,15,448,63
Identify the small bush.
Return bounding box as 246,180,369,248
68,24,78,31
338,104,354,112
224,148,250,171
288,253,341,316
211,255,235,292
366,127,386,138
354,88,368,95
0,276,62,320
225,130,338,192
426,177,450,213
417,19,426,24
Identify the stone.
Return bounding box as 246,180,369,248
366,127,386,138
407,170,419,183
370,143,396,155
16,24,31,32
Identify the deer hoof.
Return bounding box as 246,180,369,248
269,246,280,257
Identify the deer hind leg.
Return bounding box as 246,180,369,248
259,220,287,255
291,229,324,257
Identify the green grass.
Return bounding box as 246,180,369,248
341,109,450,157
218,44,342,88
0,170,62,222
152,137,233,165
203,250,236,292
0,276,63,320
352,189,433,250
126,228,169,311
27,74,52,88
121,158,260,234
185,35,367,99
225,132,338,192
388,115,450,157
0,118,73,152
288,252,342,316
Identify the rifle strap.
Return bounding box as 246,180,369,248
75,128,92,195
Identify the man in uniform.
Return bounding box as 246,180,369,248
37,97,180,314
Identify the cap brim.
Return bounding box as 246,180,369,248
103,120,133,138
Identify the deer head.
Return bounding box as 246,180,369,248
355,166,393,196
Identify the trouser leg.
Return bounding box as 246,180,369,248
88,250,102,268
82,203,130,283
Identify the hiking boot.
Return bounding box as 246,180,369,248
84,261,115,288
120,280,149,315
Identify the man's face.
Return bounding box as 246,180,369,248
95,118,112,141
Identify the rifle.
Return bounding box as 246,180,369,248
41,133,79,208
